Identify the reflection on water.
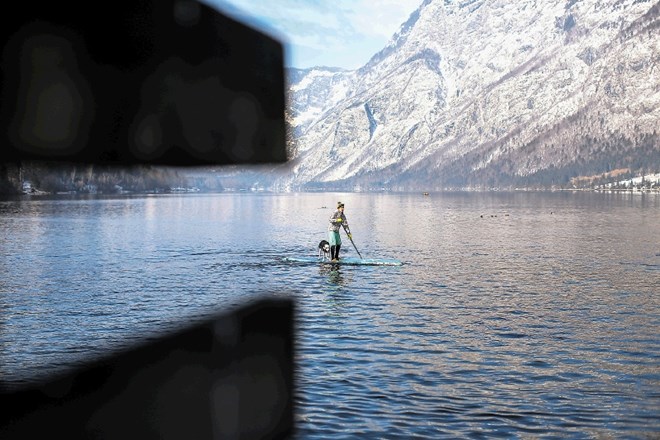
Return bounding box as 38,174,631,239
320,264,345,286
1,192,659,437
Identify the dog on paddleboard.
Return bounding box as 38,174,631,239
318,240,331,260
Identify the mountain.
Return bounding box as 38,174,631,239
274,0,659,191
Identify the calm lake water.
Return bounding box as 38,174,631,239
1,191,659,438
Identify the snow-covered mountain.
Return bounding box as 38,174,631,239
273,0,659,191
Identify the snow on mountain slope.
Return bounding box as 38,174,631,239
277,0,659,190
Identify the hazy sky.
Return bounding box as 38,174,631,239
204,0,422,70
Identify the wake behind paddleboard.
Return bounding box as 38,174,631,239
283,256,402,266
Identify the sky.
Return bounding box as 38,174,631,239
203,0,422,70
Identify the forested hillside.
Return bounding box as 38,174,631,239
0,162,190,195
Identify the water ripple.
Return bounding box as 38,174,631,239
2,192,659,437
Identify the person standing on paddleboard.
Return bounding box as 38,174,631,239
328,201,351,262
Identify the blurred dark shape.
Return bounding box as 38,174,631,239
1,1,294,438
0,0,287,166
0,298,295,439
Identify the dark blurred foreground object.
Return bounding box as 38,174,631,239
1,3,293,437
0,0,287,166
0,298,295,439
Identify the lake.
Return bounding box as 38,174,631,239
1,191,658,438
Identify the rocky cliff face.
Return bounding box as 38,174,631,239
276,0,659,190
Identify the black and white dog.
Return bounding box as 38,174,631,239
318,240,331,260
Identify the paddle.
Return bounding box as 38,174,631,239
343,224,363,259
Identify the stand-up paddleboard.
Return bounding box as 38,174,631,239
283,256,403,266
